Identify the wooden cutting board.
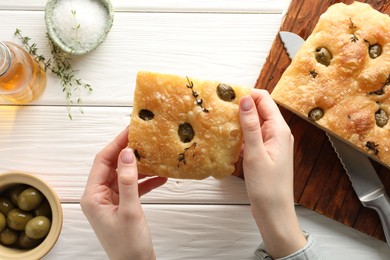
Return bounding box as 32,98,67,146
247,0,390,241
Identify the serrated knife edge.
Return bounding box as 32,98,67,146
326,133,383,202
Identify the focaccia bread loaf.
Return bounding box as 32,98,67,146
272,2,390,167
128,71,250,179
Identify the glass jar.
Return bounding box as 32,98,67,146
0,41,47,104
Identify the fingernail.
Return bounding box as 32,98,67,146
121,148,135,164
240,96,253,111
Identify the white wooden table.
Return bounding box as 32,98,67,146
1,1,390,259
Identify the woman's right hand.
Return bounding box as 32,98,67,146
239,89,307,259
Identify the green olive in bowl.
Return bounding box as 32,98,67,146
0,197,15,215
18,231,43,249
0,213,5,232
7,208,33,231
33,199,52,218
0,228,18,246
25,216,51,240
17,187,43,211
8,185,28,206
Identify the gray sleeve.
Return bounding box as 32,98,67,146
254,232,322,260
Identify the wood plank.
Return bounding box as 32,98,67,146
43,204,390,260
0,0,290,13
44,204,260,260
0,11,282,106
337,185,362,227
323,171,352,222
313,161,344,214
0,106,129,200
290,116,326,201
0,106,250,204
298,137,338,209
254,0,390,241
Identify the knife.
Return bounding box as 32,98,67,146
279,31,390,246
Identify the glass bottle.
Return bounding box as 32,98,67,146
0,41,47,104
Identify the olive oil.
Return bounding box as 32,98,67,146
0,41,46,104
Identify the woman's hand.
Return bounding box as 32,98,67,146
239,89,307,259
80,127,167,260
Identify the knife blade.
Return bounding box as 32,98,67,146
279,31,305,58
279,31,390,246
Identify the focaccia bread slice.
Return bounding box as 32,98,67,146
272,2,390,167
128,71,250,179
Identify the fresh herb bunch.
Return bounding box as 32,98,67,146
14,29,92,119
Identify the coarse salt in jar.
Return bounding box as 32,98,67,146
45,0,114,55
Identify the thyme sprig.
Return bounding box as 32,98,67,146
365,141,379,157
185,77,209,113
70,0,81,48
309,70,318,79
348,18,357,30
14,29,92,120
178,142,197,167
348,18,359,43
14,29,50,70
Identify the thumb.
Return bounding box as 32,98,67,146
239,96,265,156
117,148,142,213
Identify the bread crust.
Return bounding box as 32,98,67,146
272,2,390,167
128,71,250,179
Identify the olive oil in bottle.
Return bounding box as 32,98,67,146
0,41,47,104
